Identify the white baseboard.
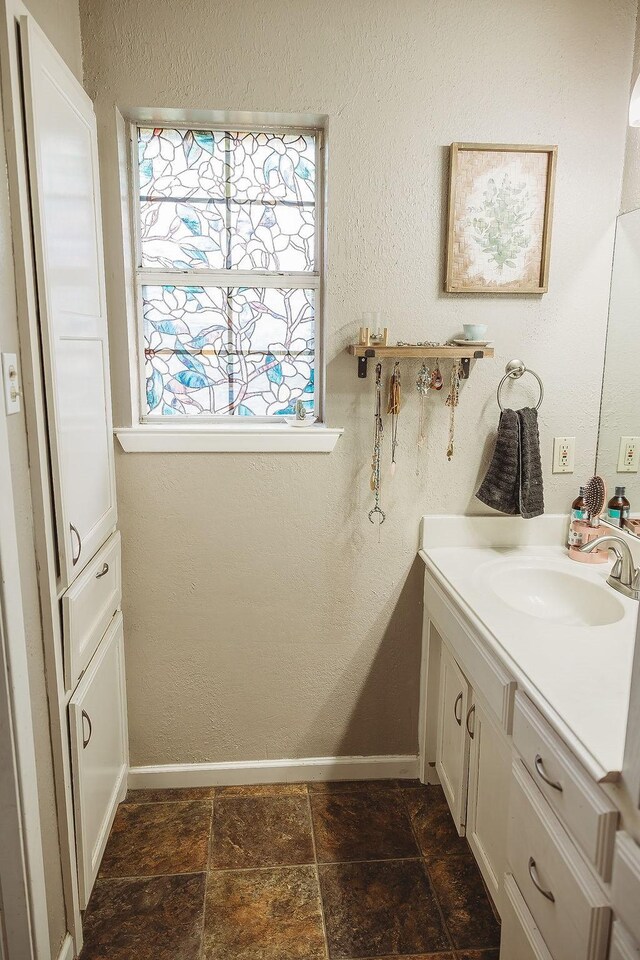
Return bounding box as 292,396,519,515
56,933,74,960
128,754,420,790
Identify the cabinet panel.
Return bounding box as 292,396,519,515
501,873,554,960
513,691,618,880
609,921,640,960
63,531,121,690
611,833,640,946
436,641,471,833
508,760,610,960
467,697,511,912
69,614,127,907
19,18,117,586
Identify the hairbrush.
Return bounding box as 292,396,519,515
568,475,608,564
583,475,607,526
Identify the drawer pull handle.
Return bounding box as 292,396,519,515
466,704,476,739
96,563,109,579
81,710,92,749
70,523,82,566
528,857,555,902
534,754,563,792
454,692,463,726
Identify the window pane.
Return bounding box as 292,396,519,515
229,287,315,417
139,127,227,200
140,199,226,270
228,202,315,272
143,284,230,417
227,131,316,204
142,284,315,418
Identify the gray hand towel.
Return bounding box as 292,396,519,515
476,407,544,519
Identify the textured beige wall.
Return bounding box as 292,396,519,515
25,0,82,79
1,2,83,954
622,7,640,213
80,0,637,766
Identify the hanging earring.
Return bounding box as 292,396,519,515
430,359,443,391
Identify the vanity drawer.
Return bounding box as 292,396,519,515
513,691,618,880
508,760,610,960
611,833,640,946
63,532,121,690
501,873,554,960
609,921,640,960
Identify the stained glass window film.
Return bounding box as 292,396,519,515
135,124,322,419
138,128,316,272
143,284,315,417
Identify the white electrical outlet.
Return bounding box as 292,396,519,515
552,436,575,473
617,436,640,472
1,353,20,415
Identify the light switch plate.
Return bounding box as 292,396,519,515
618,436,640,472
1,353,20,415
552,436,575,473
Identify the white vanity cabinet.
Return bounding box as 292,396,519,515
422,556,620,960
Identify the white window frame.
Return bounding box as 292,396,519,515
114,108,342,453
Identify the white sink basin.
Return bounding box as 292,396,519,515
474,557,625,627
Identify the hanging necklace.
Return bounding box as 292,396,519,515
445,360,462,460
415,362,430,473
369,362,385,525
388,361,401,475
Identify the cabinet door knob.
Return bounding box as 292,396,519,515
534,754,563,792
528,856,555,902
70,523,82,566
81,709,92,749
96,562,109,579
454,692,463,726
466,704,476,739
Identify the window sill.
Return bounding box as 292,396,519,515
115,423,344,453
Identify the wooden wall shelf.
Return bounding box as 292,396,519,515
348,344,494,379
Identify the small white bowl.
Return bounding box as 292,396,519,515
286,417,317,428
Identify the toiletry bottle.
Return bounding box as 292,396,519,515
572,487,586,521
608,486,630,528
567,486,587,547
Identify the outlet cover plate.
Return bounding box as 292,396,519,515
618,436,640,473
552,436,575,474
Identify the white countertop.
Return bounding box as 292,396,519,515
419,515,639,782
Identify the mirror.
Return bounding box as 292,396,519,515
596,208,640,535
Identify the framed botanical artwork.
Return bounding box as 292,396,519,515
445,142,557,294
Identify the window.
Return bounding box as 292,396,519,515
132,123,323,421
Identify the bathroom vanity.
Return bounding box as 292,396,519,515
419,515,640,960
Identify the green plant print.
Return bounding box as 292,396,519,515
468,174,533,272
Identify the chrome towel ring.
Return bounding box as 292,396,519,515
497,359,544,411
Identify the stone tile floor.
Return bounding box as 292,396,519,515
79,780,501,960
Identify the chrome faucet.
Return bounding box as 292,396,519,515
579,535,640,601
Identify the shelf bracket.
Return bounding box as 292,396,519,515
357,349,375,379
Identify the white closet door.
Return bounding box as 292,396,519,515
19,18,116,586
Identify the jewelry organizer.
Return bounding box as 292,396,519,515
348,343,494,379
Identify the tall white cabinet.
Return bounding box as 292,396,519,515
18,17,127,910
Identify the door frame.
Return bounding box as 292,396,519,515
0,340,50,956
0,0,83,950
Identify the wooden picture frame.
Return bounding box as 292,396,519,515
445,142,557,294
